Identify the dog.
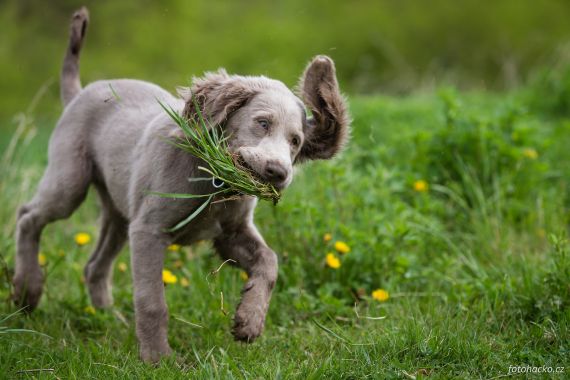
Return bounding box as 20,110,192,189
13,7,349,363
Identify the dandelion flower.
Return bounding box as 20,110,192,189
413,180,428,192
334,241,350,254
323,233,332,242
522,148,538,160
162,269,178,284
167,244,181,252
117,262,128,272
372,288,390,302
38,253,47,266
84,305,96,315
74,232,91,246
240,271,249,281
325,253,341,269
180,277,190,287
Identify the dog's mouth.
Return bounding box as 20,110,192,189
235,155,265,182
235,154,287,190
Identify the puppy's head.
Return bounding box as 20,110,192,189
182,56,350,190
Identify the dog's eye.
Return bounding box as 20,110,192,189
258,119,270,131
291,136,300,147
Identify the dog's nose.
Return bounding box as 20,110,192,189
264,162,288,185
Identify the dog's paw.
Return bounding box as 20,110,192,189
140,343,173,365
231,304,266,343
12,271,44,312
84,266,113,308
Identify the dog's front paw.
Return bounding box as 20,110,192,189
140,343,173,364
232,304,267,342
13,270,44,312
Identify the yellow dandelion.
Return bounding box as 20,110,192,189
167,244,181,252
372,288,390,302
522,148,538,160
74,232,91,246
323,233,332,242
84,305,96,315
117,262,128,272
240,271,249,281
38,253,47,266
325,253,341,269
162,269,178,284
413,180,428,192
180,277,190,287
174,260,184,269
334,241,350,254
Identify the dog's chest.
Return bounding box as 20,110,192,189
175,217,223,245
173,197,255,245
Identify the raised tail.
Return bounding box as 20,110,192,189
61,7,89,107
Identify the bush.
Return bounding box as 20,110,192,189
413,89,549,221
526,65,570,118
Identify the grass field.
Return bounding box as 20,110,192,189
0,87,569,378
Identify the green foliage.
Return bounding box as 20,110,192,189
0,86,568,377
413,89,549,222
526,65,570,117
2,0,570,121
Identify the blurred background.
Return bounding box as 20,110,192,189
2,0,570,122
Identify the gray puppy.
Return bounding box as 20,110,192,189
13,7,350,362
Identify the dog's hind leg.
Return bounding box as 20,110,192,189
13,148,92,311
84,185,127,308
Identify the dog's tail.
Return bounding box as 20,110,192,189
61,7,89,107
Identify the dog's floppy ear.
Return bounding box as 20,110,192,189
297,56,350,162
181,69,257,126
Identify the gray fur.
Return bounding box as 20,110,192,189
13,7,350,363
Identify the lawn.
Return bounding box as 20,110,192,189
0,89,568,379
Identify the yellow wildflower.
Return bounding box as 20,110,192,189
167,244,181,252
162,269,178,284
372,289,390,302
240,271,249,281
38,253,47,266
334,241,350,254
323,233,332,242
180,277,190,287
325,253,341,269
74,232,91,246
522,148,538,160
84,305,96,315
117,262,128,272
413,180,428,192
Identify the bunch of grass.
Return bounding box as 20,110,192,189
153,98,280,232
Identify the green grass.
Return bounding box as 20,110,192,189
0,90,569,379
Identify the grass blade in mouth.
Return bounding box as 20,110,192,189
153,96,281,232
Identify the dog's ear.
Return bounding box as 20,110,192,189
181,69,257,126
297,56,350,162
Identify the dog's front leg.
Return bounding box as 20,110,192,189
214,223,278,342
129,222,173,363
